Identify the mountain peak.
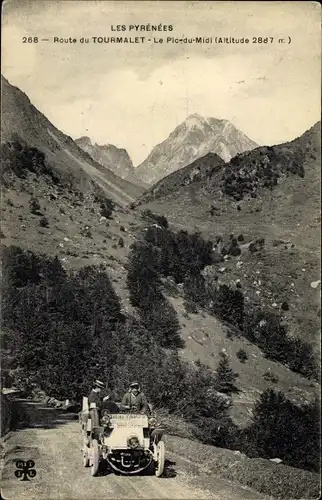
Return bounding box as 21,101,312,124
75,137,145,186
77,136,92,146
136,115,258,185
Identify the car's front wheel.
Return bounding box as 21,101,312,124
90,439,100,476
155,440,165,477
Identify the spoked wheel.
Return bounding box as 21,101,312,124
155,440,165,477
82,432,90,467
83,451,90,467
90,439,100,476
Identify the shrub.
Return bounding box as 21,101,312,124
118,237,124,248
29,197,41,215
98,197,114,219
80,226,92,238
281,301,289,311
237,233,244,242
243,308,318,379
262,370,279,383
236,349,248,363
242,389,321,472
0,141,60,184
39,216,49,228
210,284,244,329
141,209,169,228
183,300,198,314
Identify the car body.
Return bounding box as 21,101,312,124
80,397,165,477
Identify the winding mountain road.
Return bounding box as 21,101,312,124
1,400,266,500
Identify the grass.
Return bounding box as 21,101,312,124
167,295,319,426
165,434,321,499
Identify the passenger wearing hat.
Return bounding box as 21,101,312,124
88,380,110,427
121,382,150,415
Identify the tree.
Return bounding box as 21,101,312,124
183,272,207,307
212,284,244,329
140,297,184,349
214,353,239,394
126,241,162,309
243,389,321,472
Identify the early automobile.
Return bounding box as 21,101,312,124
80,397,165,477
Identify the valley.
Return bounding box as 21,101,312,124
1,74,320,500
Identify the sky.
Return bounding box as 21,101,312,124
2,0,321,165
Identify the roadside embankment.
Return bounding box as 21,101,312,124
166,435,321,499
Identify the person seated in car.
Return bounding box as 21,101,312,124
121,382,151,415
87,379,110,427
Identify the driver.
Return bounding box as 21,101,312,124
121,382,151,415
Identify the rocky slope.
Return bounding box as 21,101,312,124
135,153,225,206
1,75,144,204
75,136,145,187
137,122,321,346
135,113,257,185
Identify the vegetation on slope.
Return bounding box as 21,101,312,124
142,222,319,380
2,244,320,474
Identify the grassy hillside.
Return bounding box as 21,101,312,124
137,122,321,347
1,159,319,426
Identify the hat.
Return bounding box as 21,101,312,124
130,381,139,388
94,380,105,389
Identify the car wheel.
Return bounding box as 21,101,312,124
155,440,165,477
83,451,90,467
90,439,100,476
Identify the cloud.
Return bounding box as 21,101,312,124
2,0,321,164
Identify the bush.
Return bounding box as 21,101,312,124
118,237,124,248
236,349,248,363
0,140,60,185
80,226,92,238
242,389,321,472
29,197,41,215
141,209,169,228
39,216,49,228
183,300,198,314
243,308,318,379
281,301,289,311
262,370,278,383
210,284,244,329
99,197,114,219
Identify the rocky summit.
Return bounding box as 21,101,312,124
75,136,144,187
135,113,258,185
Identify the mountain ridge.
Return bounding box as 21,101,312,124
75,135,145,187
1,75,144,204
135,113,258,185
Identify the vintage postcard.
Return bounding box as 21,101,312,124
1,1,321,499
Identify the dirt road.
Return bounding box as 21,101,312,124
1,400,266,500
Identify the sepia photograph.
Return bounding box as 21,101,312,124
0,1,321,499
